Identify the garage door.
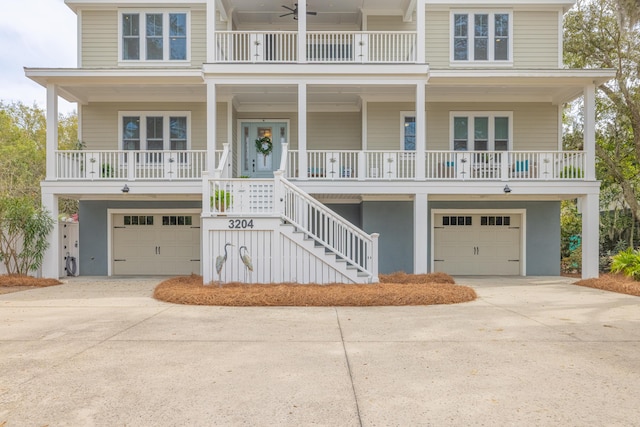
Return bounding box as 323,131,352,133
434,213,521,275
112,213,200,275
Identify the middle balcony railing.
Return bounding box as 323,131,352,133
214,31,417,63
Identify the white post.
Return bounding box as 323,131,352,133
414,193,429,273
581,193,600,279
206,0,216,62
298,83,308,179
46,84,59,180
297,2,307,62
207,82,217,174
371,233,380,283
415,82,426,180
583,84,596,181
41,190,59,278
416,0,426,63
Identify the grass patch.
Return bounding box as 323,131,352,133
575,274,640,297
153,272,476,307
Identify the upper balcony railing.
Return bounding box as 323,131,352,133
214,31,417,64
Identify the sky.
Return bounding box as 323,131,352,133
0,0,77,114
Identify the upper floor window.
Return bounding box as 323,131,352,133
120,11,189,63
119,112,191,151
451,11,511,64
451,112,512,151
401,112,416,151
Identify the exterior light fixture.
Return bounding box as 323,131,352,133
503,185,512,194
121,184,130,193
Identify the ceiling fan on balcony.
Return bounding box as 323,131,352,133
280,4,317,20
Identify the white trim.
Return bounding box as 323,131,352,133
117,9,191,66
107,208,201,276
557,9,563,69
449,111,513,151
449,10,513,66
430,208,526,275
117,111,192,151
77,10,82,66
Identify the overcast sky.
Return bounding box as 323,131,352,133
0,0,77,114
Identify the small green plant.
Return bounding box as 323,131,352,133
101,163,113,178
211,190,232,212
559,166,584,179
610,248,640,280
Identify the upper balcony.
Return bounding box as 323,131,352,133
214,31,417,64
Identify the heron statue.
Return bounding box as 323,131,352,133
215,243,233,284
239,245,254,272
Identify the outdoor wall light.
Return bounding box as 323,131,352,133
503,185,512,194
121,184,130,193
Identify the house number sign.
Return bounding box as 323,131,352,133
228,219,255,229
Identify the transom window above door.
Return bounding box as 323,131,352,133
451,11,511,64
451,112,511,151
119,112,190,151
120,11,189,63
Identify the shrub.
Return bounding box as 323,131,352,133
610,248,640,281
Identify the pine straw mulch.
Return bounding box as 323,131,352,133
0,275,63,295
153,272,477,307
574,273,640,297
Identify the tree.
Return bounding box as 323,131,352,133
0,196,54,275
564,0,640,228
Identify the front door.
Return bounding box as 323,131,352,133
240,121,287,178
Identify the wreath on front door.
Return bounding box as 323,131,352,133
255,136,273,156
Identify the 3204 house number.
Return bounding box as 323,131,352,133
228,219,255,229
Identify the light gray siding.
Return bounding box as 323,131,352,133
426,102,558,151
367,15,416,31
81,102,211,150
367,102,415,150
308,112,361,150
425,10,449,68
514,11,560,68
81,10,118,67
191,9,207,66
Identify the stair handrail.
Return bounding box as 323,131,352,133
278,176,378,281
214,143,230,179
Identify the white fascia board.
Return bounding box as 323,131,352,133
24,68,204,86
65,0,206,13
425,0,575,11
428,68,615,82
41,180,204,197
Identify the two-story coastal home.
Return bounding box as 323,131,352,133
26,0,614,283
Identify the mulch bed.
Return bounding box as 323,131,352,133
153,272,477,307
0,275,63,295
574,273,640,297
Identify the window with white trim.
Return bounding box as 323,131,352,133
401,112,416,151
451,11,511,63
451,112,512,151
120,11,189,63
119,112,191,151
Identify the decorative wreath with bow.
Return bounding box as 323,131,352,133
255,136,273,156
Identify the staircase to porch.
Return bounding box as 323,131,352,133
200,146,379,284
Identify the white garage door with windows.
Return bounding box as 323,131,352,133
433,211,523,275
112,212,200,275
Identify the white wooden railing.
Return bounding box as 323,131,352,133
287,150,586,181
55,150,207,180
214,31,417,63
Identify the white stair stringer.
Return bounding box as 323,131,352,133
278,222,371,284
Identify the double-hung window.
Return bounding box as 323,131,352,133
451,112,512,151
452,11,511,63
120,11,189,63
119,112,191,160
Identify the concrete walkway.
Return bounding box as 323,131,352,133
1,276,639,426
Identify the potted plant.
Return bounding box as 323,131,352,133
211,189,232,212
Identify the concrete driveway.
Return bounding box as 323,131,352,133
1,276,639,426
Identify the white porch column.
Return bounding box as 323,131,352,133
206,81,217,173
41,190,59,278
416,0,426,63
206,0,216,62
415,82,426,179
414,193,429,273
297,2,307,62
46,84,59,180
298,83,308,179
581,192,599,279
584,84,596,181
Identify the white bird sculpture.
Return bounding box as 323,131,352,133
239,245,254,272
215,243,233,284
